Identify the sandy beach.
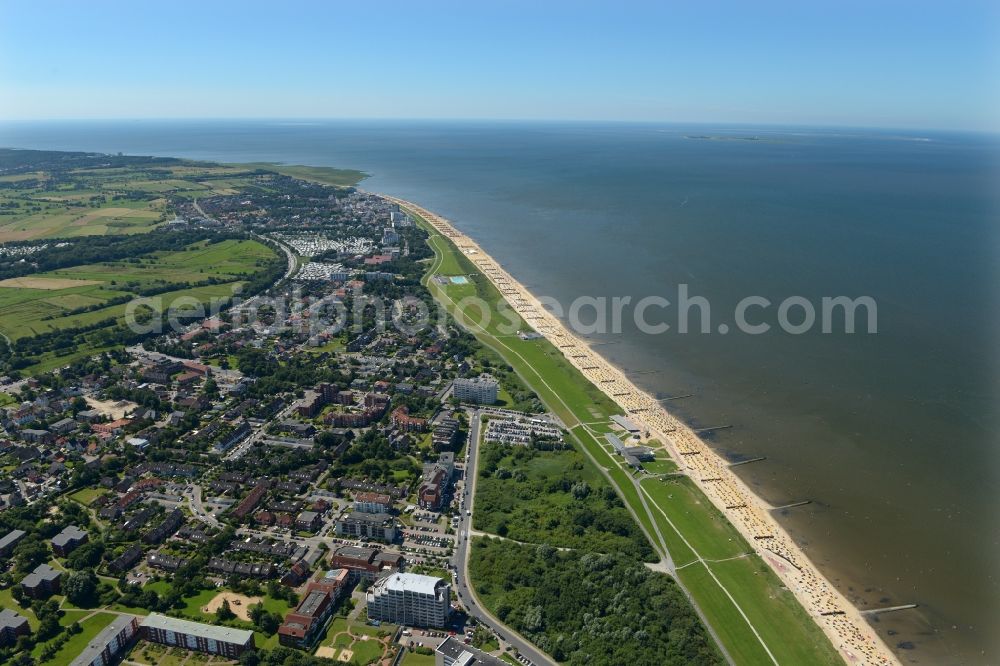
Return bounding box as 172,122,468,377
391,195,898,666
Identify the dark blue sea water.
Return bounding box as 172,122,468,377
3,120,998,662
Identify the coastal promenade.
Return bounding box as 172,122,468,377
388,196,897,666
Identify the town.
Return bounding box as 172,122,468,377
0,162,587,666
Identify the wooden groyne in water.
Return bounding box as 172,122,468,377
772,500,812,510
729,456,766,467
695,424,733,434
861,604,918,616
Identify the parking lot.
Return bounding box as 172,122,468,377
398,628,450,650
402,514,454,554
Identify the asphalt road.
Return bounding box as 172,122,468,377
224,402,298,461
187,482,221,528
451,408,554,666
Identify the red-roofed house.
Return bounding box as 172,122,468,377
92,419,132,436
391,406,427,433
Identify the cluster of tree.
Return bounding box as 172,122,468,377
104,384,166,412
63,570,100,607
214,598,237,622
385,390,438,419
57,350,122,382
0,148,185,176
116,583,177,613
142,337,196,359
33,617,83,664
469,538,723,665
65,540,105,570
115,530,237,614
0,501,92,575
0,180,41,191
222,445,326,479
476,443,655,561
247,602,283,634
235,347,280,377
236,348,351,394
331,428,421,484
237,646,340,666
0,599,69,665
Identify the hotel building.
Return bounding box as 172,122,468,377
366,572,450,628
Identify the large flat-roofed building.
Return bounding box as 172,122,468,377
610,414,641,435
435,636,507,666
277,590,329,647
277,569,348,648
328,545,402,583
0,608,30,647
21,563,61,598
69,614,140,666
334,511,397,542
365,572,450,628
140,613,254,658
295,510,322,532
51,524,89,556
452,376,498,405
0,529,26,557
354,491,392,513
623,445,654,462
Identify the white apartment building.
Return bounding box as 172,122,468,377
452,375,498,405
365,572,451,627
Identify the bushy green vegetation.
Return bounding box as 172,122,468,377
399,650,436,666
469,538,722,666
234,645,346,666
475,442,655,561
33,612,115,666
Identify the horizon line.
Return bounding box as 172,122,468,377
0,116,996,137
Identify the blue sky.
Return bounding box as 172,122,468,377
1,0,997,131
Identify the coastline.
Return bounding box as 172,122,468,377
387,195,899,666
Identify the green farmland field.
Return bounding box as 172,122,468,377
0,238,274,343
0,154,313,242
